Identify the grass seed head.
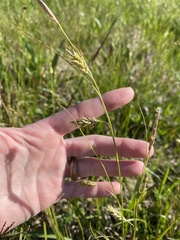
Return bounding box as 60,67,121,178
66,49,90,74
79,180,96,186
106,205,127,222
149,109,160,151
72,117,99,129
37,0,59,24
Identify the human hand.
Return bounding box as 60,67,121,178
0,87,153,230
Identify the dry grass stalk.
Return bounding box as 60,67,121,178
37,0,59,24
0,222,15,235
138,109,160,196
149,109,160,151
36,0,77,52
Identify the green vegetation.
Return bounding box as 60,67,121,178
0,0,180,239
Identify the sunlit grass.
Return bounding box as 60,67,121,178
0,0,180,239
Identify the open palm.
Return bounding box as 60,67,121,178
0,87,153,230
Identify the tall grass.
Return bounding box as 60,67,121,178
0,0,180,239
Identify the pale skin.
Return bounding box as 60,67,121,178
0,87,153,230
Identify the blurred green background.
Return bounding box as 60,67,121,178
0,0,179,239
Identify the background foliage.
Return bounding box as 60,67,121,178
0,0,179,239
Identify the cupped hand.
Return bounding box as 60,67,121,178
0,87,153,230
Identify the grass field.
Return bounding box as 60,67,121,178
0,0,180,239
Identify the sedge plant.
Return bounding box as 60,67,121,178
15,0,144,238
1,0,179,239
16,0,163,238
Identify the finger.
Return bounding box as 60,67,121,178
62,182,120,198
65,135,154,158
46,87,134,135
65,158,144,178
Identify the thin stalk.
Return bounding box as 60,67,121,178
132,108,160,239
